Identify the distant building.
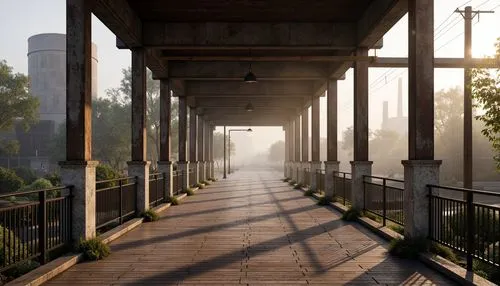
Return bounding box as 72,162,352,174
381,78,407,136
0,34,98,172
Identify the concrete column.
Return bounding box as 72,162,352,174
198,116,205,182
209,126,215,179
204,121,211,180
178,96,189,189
325,80,340,199
294,115,301,183
128,48,150,213
404,0,441,239
189,108,199,185
284,126,289,178
288,120,294,180
351,48,372,210
62,0,96,240
301,108,309,185
158,79,173,197
310,96,321,190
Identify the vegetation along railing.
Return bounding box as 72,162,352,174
333,171,352,206
316,169,325,192
0,186,73,271
96,177,137,231
303,168,310,187
149,173,166,208
428,185,500,271
363,176,405,226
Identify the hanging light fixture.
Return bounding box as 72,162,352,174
244,62,257,83
245,102,254,112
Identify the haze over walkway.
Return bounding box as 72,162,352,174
47,168,452,285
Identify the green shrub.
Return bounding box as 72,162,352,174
363,211,382,223
388,224,404,235
288,180,296,186
196,183,206,189
96,164,120,188
43,172,61,186
13,167,38,185
0,226,29,266
20,178,57,199
304,189,314,196
342,208,361,221
77,237,110,261
388,237,428,259
3,260,39,279
473,259,500,284
183,188,195,196
293,183,303,190
283,178,291,182
141,209,160,222
0,167,24,193
317,196,330,206
202,180,211,185
166,196,179,205
429,243,458,263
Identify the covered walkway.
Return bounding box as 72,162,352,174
47,169,452,285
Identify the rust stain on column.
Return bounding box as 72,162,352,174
178,96,188,162
159,80,171,161
354,48,369,161
301,108,309,162
189,108,198,162
311,96,320,161
66,0,92,161
131,48,147,161
408,0,434,160
294,116,301,161
327,80,338,161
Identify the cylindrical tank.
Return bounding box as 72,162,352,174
28,33,98,127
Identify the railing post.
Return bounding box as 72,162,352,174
428,186,432,240
119,179,123,225
162,172,167,203
382,178,387,227
134,176,139,216
155,174,159,207
466,190,474,271
38,190,47,265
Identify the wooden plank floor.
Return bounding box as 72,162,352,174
46,169,455,285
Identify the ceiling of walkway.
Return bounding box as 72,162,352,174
95,0,407,126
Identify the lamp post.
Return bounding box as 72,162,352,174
228,128,252,174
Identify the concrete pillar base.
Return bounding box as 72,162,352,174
198,161,206,182
310,161,322,190
128,161,151,213
205,161,212,180
324,161,340,200
350,161,373,211
177,161,190,190
402,160,441,239
284,162,290,178
190,161,199,185
297,162,303,184
158,161,173,197
210,161,215,179
60,160,98,241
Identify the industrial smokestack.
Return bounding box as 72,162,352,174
397,77,403,118
382,101,388,128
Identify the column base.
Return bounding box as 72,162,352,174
402,160,441,239
198,161,206,182
190,161,200,186
324,161,340,200
59,160,99,241
158,161,174,197
177,161,190,190
350,161,373,211
310,161,322,190
128,161,151,214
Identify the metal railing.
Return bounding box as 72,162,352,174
172,171,182,196
333,171,352,206
428,185,500,271
303,168,310,187
149,173,166,208
316,169,325,192
363,176,405,226
96,177,137,231
0,186,73,271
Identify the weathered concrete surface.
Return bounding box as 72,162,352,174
353,48,369,162
190,161,199,185
177,161,190,190
158,161,173,197
324,161,340,200
198,161,206,183
327,80,338,162
128,161,151,213
294,116,301,163
178,97,188,162
159,79,171,161
45,168,453,285
310,161,322,190
60,160,98,240
131,48,147,161
311,96,320,161
402,160,441,239
350,161,373,210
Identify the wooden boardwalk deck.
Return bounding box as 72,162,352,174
46,169,455,285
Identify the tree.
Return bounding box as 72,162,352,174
268,140,285,162
213,132,235,170
472,38,500,171
0,167,24,193
0,140,19,169
341,127,353,157
0,60,39,132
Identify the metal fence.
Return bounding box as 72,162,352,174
316,169,325,192
333,171,351,206
149,173,166,208
172,170,182,196
96,177,137,231
303,168,310,187
0,186,73,271
428,185,500,271
363,176,404,226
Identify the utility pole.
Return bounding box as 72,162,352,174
455,6,494,190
